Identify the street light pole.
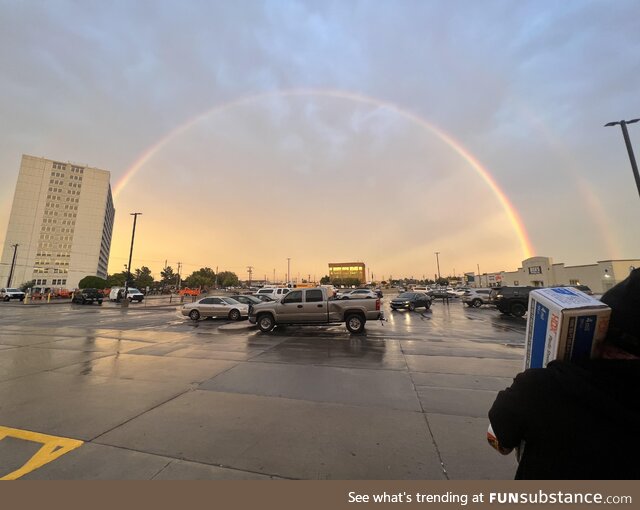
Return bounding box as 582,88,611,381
7,243,18,287
605,118,640,199
124,212,142,308
287,258,291,285
434,252,441,280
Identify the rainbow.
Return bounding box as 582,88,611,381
114,88,534,258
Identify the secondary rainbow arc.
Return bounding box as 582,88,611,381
114,88,534,259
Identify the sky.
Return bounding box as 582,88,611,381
1,0,639,282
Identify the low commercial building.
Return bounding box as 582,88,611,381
328,262,366,284
496,256,640,293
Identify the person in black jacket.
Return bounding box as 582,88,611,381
488,268,640,479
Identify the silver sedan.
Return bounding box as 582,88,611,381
182,296,249,321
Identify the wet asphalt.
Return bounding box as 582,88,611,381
0,293,523,479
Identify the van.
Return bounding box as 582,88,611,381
254,287,291,301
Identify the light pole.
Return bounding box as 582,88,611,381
287,258,291,285
434,252,441,281
124,212,142,308
7,243,18,287
605,118,640,199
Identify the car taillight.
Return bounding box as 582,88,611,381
376,298,380,310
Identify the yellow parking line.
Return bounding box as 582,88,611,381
0,426,83,480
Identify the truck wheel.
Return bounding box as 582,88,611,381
189,309,200,321
510,303,526,317
258,314,275,332
472,298,482,308
345,314,365,334
228,309,241,321
3,296,9,301
408,302,416,311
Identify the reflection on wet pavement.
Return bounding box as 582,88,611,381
0,298,523,479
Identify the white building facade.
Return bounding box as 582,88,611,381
493,256,639,293
0,155,115,291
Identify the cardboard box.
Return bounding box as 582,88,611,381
524,287,611,369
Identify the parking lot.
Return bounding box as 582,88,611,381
0,293,524,479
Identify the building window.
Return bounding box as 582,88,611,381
569,279,580,285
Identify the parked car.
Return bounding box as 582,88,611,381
254,294,276,302
449,287,469,297
72,288,103,305
109,287,144,302
182,296,248,321
462,288,494,307
427,287,456,299
249,287,384,333
492,286,535,317
1,288,25,301
390,292,432,311
228,294,263,306
254,287,291,301
338,289,378,300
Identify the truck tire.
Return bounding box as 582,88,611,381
510,302,526,317
345,313,365,334
472,298,482,308
409,302,416,311
228,309,241,321
258,313,275,332
189,309,200,321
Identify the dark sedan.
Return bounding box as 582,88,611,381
228,295,263,306
254,294,276,302
390,292,432,311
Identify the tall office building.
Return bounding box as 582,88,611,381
0,154,115,290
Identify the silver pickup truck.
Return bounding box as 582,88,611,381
248,287,384,333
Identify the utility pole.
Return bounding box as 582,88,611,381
273,268,275,284
287,258,291,285
176,262,182,290
477,263,481,288
605,118,640,199
7,244,18,287
124,213,142,308
247,266,253,288
434,252,441,280
215,265,218,289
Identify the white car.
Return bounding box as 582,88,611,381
109,287,144,302
337,289,378,300
462,288,493,307
1,288,25,301
182,296,249,321
254,287,291,301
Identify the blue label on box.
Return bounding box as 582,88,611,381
571,315,597,361
530,302,549,368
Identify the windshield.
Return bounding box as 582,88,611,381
128,288,140,293
6,288,20,292
398,293,414,298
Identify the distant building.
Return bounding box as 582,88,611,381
0,155,115,291
328,262,366,284
498,256,639,293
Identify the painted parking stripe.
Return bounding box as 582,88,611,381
0,426,83,480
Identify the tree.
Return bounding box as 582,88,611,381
436,277,449,286
19,280,35,292
183,267,216,289
78,275,107,289
160,266,176,285
133,266,154,289
319,275,331,285
217,271,239,288
106,272,127,287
